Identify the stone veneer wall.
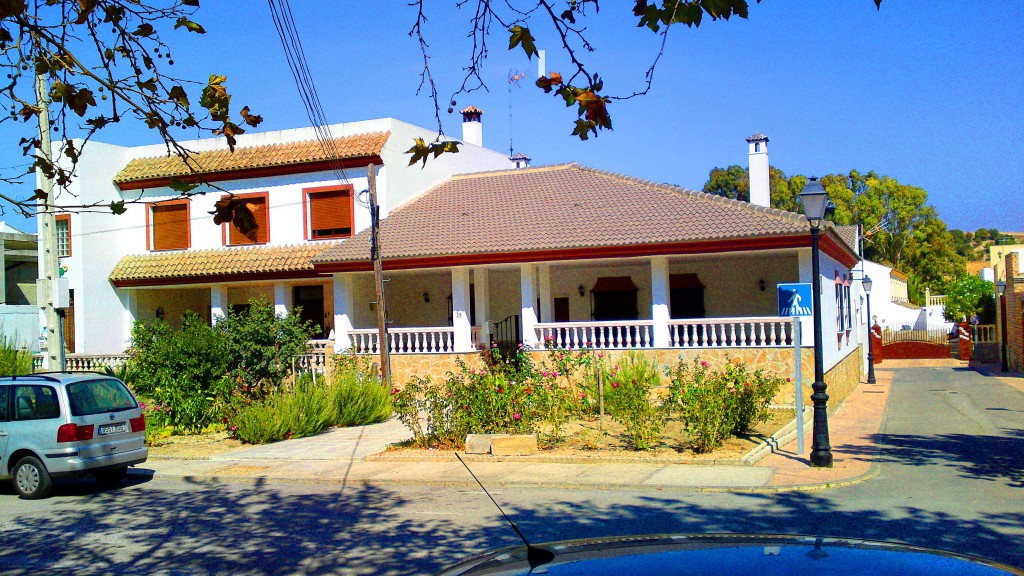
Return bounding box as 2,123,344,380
1005,253,1023,372
372,344,863,411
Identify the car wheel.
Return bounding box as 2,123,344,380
12,456,53,500
94,467,129,486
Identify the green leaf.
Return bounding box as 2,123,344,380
168,85,189,109
174,16,206,34
406,137,430,167
508,25,538,60
133,23,155,37
109,200,127,215
168,178,199,194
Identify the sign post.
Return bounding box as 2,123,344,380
778,283,813,455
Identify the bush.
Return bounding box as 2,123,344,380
329,370,392,427
0,332,32,375
729,363,784,435
603,352,665,450
216,297,315,402
392,359,537,449
129,312,233,434
667,358,734,453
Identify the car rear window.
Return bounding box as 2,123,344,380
67,379,138,416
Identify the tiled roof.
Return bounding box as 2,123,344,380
746,132,769,142
460,105,483,114
110,242,340,286
313,163,812,267
114,132,389,186
834,225,860,254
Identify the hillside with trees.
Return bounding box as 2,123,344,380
702,166,972,305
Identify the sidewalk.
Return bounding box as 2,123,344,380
137,363,910,493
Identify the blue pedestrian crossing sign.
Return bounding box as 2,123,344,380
778,283,813,317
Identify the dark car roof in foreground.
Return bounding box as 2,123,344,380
437,534,1024,576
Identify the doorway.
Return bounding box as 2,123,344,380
293,285,326,338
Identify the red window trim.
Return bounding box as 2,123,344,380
302,184,355,241
221,192,271,246
55,214,72,257
146,198,191,252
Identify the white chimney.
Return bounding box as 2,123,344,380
461,105,483,147
746,132,770,207
510,152,531,169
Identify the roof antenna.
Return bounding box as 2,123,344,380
507,69,526,159
455,452,555,571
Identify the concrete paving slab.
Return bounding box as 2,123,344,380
642,465,773,488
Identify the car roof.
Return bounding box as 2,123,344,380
0,372,116,386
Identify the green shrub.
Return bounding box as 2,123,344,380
603,352,665,450
102,363,142,389
728,363,784,435
232,401,286,444
667,358,734,453
329,370,392,427
215,298,314,401
392,359,537,449
0,332,32,375
278,377,334,438
129,312,232,433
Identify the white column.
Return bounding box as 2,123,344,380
210,285,228,325
474,268,490,348
796,247,814,346
332,273,355,353
520,264,539,347
651,256,670,348
273,282,292,317
538,264,552,323
121,289,137,349
451,268,473,352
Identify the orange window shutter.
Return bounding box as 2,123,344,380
229,197,268,245
152,204,188,250
309,190,352,239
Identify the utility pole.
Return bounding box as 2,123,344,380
368,164,391,388
34,72,64,371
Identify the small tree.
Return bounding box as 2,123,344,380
215,297,314,400
943,275,995,323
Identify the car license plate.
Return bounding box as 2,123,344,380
99,422,127,435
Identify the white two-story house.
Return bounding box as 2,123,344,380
50,110,515,355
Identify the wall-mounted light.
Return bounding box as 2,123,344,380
578,285,585,297
758,278,766,292
423,291,430,303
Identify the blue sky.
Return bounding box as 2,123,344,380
3,2,1022,233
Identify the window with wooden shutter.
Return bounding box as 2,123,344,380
227,195,269,245
308,188,352,239
151,202,189,251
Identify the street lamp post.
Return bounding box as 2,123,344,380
800,177,833,468
863,275,877,384
997,280,1008,373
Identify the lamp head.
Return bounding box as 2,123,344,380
800,177,828,226
863,275,873,293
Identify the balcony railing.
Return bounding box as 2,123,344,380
33,354,129,372
536,321,655,349
974,324,997,344
668,317,795,348
350,327,484,354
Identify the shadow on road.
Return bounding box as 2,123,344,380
1,472,1022,575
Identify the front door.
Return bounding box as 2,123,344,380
553,297,570,322
293,285,326,338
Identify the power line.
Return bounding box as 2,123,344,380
267,0,363,204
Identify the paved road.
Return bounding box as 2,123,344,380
0,366,1021,575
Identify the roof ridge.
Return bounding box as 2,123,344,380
449,162,579,181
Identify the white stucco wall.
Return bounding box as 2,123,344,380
53,118,514,354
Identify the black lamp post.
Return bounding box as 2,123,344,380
864,275,877,384
800,177,833,468
997,280,1008,373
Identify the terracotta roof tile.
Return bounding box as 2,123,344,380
110,242,340,286
313,163,812,267
114,132,390,185
834,225,860,254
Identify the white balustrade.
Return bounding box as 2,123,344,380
33,354,129,372
349,327,458,354
667,317,794,348
974,324,997,343
535,321,655,349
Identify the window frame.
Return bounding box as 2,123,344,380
221,192,270,246
55,214,72,257
303,184,355,241
146,198,191,252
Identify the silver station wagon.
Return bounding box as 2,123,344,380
0,373,149,499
